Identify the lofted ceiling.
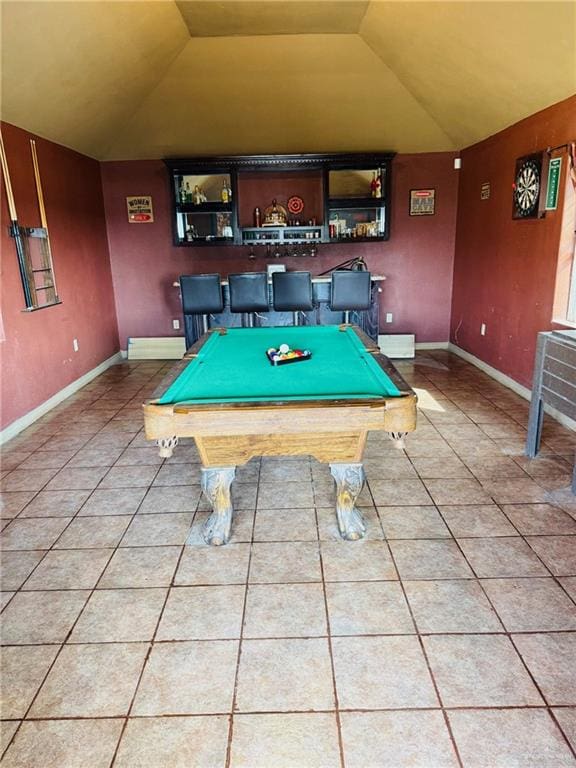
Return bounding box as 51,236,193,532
1,1,574,161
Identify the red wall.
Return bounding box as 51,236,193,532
451,95,576,389
0,123,119,430
101,152,459,349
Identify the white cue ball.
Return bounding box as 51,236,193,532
279,344,290,354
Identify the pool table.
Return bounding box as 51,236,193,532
143,325,417,545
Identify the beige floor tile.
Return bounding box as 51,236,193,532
404,579,503,633
44,467,109,491
1,590,89,644
78,488,147,516
99,464,158,488
0,591,15,609
317,505,383,541
138,484,201,514
439,504,517,537
0,491,36,518
326,581,415,635
458,536,549,577
369,478,433,506
175,543,251,585
18,490,91,518
29,642,148,717
332,635,438,709
404,439,456,458
22,548,112,590
0,645,59,717
0,451,32,471
259,459,312,483
389,539,473,579
152,463,202,487
481,578,576,631
257,481,314,509
424,634,542,707
340,711,459,768
98,545,181,588
236,638,334,712
526,535,576,576
503,503,576,534
553,708,576,751
481,478,550,503
115,446,165,466
132,640,238,715
513,633,576,705
448,709,576,768
0,517,72,550
230,713,340,768
69,587,167,642
54,515,131,549
321,540,397,581
243,583,327,638
66,448,123,468
0,550,45,590
461,455,526,479
249,542,321,583
560,576,576,600
157,585,245,640
362,456,418,480
0,719,124,768
253,507,317,541
423,479,494,505
378,505,451,538
17,450,78,471
411,456,474,479
115,715,229,768
0,721,19,757
0,469,58,492
120,512,193,546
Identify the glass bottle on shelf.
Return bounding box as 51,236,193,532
374,171,382,199
184,182,192,203
254,206,261,227
193,185,202,205
221,178,229,203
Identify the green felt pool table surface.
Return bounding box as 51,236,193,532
157,325,404,405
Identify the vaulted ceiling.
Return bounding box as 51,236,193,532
1,1,574,160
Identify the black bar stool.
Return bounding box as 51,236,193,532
228,272,269,327
272,271,314,326
180,274,224,334
329,270,372,324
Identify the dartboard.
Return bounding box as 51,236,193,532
287,195,304,215
513,154,542,219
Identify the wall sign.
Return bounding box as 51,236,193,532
481,182,491,200
127,196,154,223
545,157,562,210
409,189,435,216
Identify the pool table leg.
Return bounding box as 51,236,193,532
388,432,408,450
199,466,236,546
157,436,179,458
330,463,366,541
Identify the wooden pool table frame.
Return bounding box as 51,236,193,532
143,325,417,545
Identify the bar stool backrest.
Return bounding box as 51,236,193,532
228,272,269,313
329,270,372,311
272,271,314,312
180,274,224,315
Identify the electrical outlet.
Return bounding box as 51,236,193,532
172,319,180,330
480,323,486,336
385,312,393,324
73,338,79,352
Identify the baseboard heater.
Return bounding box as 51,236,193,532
127,337,186,360
378,334,415,358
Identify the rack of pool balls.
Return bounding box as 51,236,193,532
266,343,312,366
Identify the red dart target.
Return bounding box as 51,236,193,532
287,196,304,215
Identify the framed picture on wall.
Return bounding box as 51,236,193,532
409,189,435,216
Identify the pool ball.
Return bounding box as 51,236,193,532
279,343,290,354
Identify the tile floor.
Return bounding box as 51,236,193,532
1,350,576,767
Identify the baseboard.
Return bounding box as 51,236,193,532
448,342,576,432
0,351,123,445
416,341,450,350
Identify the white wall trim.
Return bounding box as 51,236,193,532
0,351,123,445
448,342,576,432
416,341,450,350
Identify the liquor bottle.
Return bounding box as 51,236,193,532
185,182,192,203
370,172,378,198
374,171,382,199
221,178,229,203
254,207,262,227
193,185,202,205
180,180,187,204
